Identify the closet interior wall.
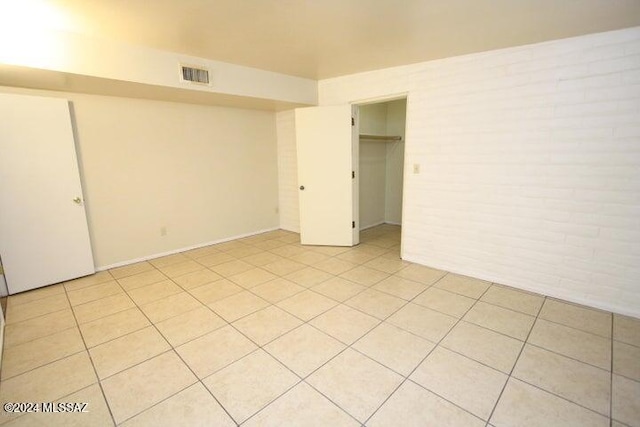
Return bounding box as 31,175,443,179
359,99,406,230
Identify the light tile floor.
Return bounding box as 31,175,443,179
1,225,639,426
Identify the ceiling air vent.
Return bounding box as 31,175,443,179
180,65,210,85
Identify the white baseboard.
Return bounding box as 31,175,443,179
359,221,385,231
360,221,402,231
96,227,279,271
0,274,7,298
0,305,4,373
402,254,640,319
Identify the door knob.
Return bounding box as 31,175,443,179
299,185,305,190
73,197,82,204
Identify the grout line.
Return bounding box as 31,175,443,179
300,377,370,426
271,295,339,324
3,305,70,328
1,230,301,425
484,294,547,425
304,307,382,347
5,286,68,307
83,322,155,360
6,226,633,426
61,280,118,427
532,315,614,341
610,312,614,427
210,231,399,422
0,346,87,383
173,270,309,384
236,378,305,426
95,348,174,383
1,320,78,350
74,299,136,324
363,274,490,425
7,231,406,424
116,272,240,426
523,340,611,372
232,232,403,424
191,270,365,423
508,374,612,419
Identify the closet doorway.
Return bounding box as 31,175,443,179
356,98,406,249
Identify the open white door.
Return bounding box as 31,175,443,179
0,93,95,294
295,105,358,246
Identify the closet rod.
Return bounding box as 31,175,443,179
359,134,403,141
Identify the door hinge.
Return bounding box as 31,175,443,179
351,117,355,126
352,221,355,229
352,171,355,179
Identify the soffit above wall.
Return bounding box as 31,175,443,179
49,0,640,79
0,65,309,111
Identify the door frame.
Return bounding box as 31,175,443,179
351,92,409,255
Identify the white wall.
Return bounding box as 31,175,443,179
1,87,280,269
316,27,640,317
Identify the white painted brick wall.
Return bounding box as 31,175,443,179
315,26,640,317
276,110,300,232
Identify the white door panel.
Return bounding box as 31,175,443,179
0,93,95,294
295,105,356,246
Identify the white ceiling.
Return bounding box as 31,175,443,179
50,0,640,79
